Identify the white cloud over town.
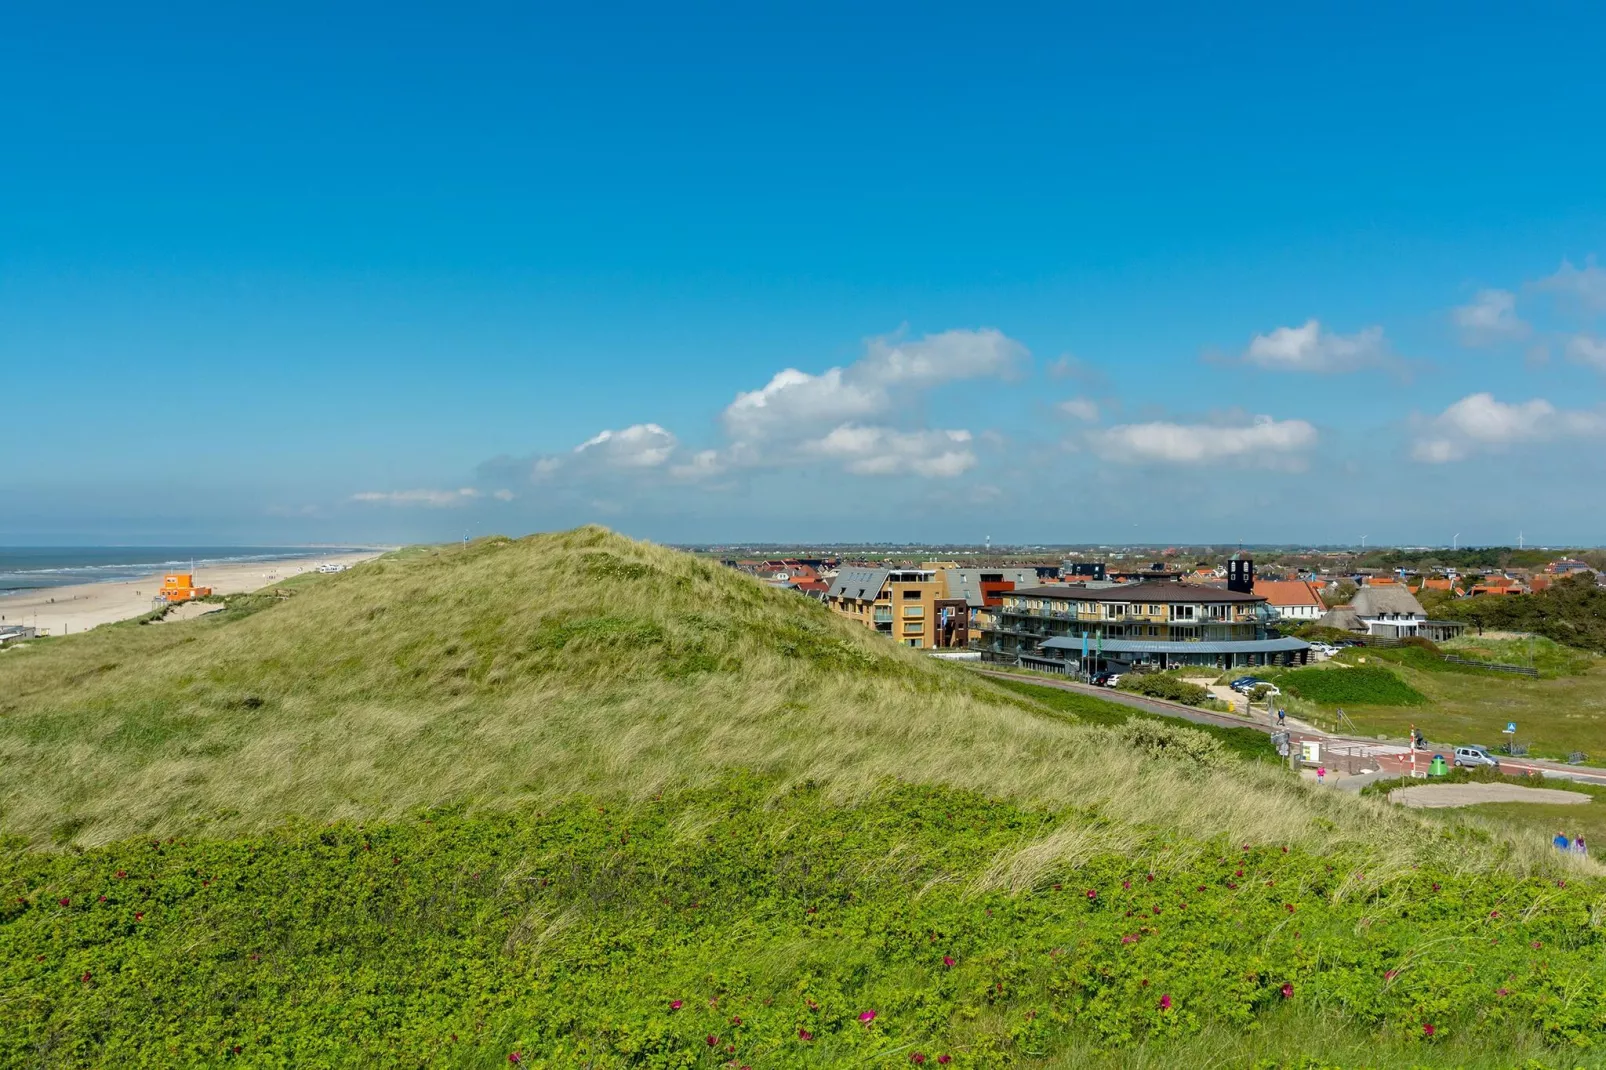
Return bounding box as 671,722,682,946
1056,397,1100,422
1535,257,1606,314
1088,415,1318,465
1453,289,1529,345
1411,392,1606,463
1242,320,1391,373
480,328,1022,492
1566,334,1606,372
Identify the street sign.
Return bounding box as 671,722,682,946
1505,722,1517,734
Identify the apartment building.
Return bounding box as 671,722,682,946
823,568,969,649
980,581,1310,673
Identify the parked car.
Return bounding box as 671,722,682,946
1453,745,1500,770
1229,676,1260,691
1250,683,1281,697
1089,672,1115,687
1103,674,1123,688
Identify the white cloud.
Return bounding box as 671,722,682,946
352,488,483,508
1045,353,1106,385
1089,415,1318,465
668,448,726,482
722,328,1023,443
1565,333,1606,371
802,425,976,478
1056,397,1100,422
573,423,677,468
492,489,515,501
1411,392,1606,463
1452,289,1529,345
722,367,884,441
1243,319,1391,373
1535,257,1606,314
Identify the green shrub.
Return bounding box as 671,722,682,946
4,776,1604,1066
1279,665,1426,706
1117,673,1211,707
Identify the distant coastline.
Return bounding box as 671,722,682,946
0,546,384,596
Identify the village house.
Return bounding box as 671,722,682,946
1252,579,1326,621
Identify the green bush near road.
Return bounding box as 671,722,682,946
1280,665,1426,707
1117,672,1212,707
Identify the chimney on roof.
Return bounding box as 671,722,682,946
1227,553,1255,594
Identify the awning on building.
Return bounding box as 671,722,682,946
1038,635,1311,655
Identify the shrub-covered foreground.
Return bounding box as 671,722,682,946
6,776,1606,1067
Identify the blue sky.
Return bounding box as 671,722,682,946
4,3,1605,546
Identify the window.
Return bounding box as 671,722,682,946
902,588,921,598
903,622,923,635
903,606,925,617
904,638,921,647
1148,625,1159,636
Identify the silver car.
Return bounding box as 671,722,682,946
1453,745,1500,770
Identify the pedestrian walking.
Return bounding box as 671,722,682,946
1316,765,1326,785
1553,831,1571,851
1574,835,1589,857
1277,708,1286,728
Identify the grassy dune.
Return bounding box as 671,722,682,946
2,528,1429,862
4,528,1606,1066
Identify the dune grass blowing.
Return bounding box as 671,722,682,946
3,528,1606,1067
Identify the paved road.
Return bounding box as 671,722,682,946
973,666,1606,786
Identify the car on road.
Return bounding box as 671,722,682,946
1453,745,1500,770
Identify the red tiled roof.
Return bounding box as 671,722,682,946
1253,580,1324,608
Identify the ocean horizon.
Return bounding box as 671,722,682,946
0,546,370,595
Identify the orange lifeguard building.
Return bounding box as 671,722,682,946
157,573,213,604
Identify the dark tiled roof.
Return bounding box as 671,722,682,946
1006,581,1264,604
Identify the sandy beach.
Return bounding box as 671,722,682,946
0,551,384,637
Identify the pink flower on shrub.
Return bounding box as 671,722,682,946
59,898,70,907
1280,983,1293,999
1234,868,1243,878
1158,994,1171,1010
1384,969,1398,981
1087,889,1097,900
1497,987,1509,997
1122,880,1131,890
1431,882,1440,892
911,1055,926,1065
859,1010,877,1023
706,1034,718,1047
1531,941,1542,949
669,1000,682,1011
1422,1023,1435,1037
1122,934,1137,944
1146,873,1155,882
798,1029,813,1041
938,1057,952,1065
507,1054,522,1065
1558,879,1567,888
943,955,956,968
1285,903,1296,913
1489,910,1500,919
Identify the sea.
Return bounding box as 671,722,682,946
0,547,366,596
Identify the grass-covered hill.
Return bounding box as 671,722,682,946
4,529,1606,1067
1,527,1370,853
